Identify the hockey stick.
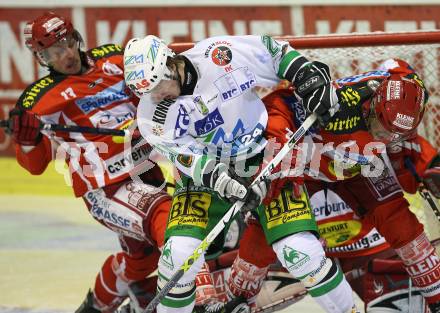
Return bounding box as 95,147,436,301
143,113,318,313
0,119,131,137
253,291,307,313
404,157,440,221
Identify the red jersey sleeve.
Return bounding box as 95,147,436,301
15,135,52,175
388,135,437,194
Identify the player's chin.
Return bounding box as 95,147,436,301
64,62,82,75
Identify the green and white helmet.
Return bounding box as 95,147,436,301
123,35,174,97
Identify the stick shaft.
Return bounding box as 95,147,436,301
0,119,129,136
143,113,317,313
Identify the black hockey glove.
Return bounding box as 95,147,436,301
201,161,267,212
293,61,339,126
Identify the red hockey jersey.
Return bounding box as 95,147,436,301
15,44,146,197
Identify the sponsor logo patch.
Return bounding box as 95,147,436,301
152,99,175,125
102,60,123,76
124,54,144,65
174,105,190,137
265,189,311,229
282,245,310,271
387,80,401,100
168,192,211,228
393,112,414,130
194,108,224,136
21,77,55,108
75,81,129,114
90,44,122,59
104,145,152,179
214,67,257,102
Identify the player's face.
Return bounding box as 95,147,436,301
150,79,181,104
41,35,82,75
368,116,401,144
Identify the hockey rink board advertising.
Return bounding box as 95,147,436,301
1,4,440,155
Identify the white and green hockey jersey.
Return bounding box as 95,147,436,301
137,35,308,179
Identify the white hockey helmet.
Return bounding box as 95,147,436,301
124,35,175,97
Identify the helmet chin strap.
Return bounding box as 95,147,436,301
172,62,184,89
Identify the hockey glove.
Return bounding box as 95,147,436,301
293,61,339,126
8,108,42,146
201,162,267,212
422,154,440,199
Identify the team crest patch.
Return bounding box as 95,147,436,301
211,46,232,66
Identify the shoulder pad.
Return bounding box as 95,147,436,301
16,74,65,110
89,44,123,61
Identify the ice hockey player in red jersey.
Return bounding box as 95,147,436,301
8,12,172,313
227,59,440,312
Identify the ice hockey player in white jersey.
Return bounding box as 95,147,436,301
124,35,358,313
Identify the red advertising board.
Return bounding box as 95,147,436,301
0,5,439,156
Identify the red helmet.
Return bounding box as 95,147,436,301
369,74,427,143
24,12,74,52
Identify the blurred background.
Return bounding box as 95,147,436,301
1,0,440,312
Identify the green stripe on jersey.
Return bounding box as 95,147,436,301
277,50,302,78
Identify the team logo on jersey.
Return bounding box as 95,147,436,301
211,46,232,66
328,160,361,179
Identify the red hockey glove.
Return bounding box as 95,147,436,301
422,154,440,199
9,108,42,146
254,159,304,206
